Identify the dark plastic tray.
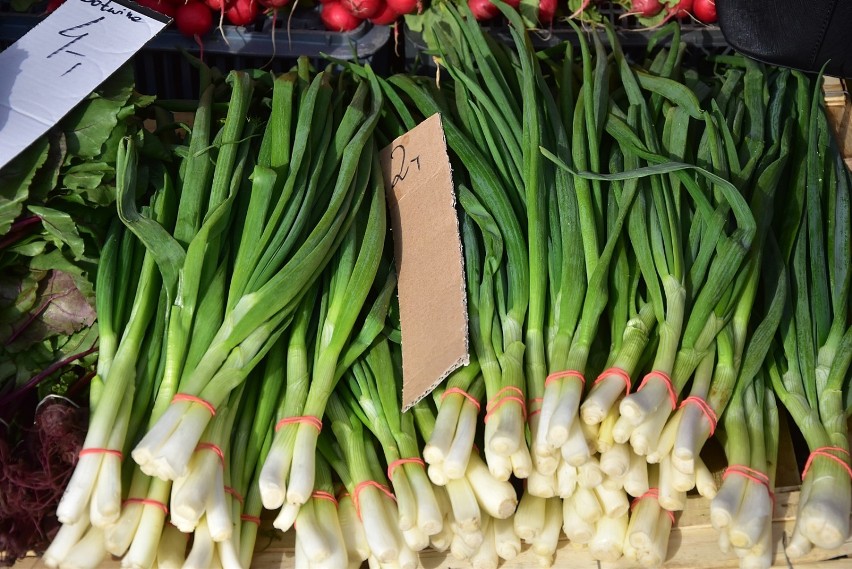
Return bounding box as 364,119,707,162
0,9,391,98
404,4,728,70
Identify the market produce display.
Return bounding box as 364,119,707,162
0,3,850,568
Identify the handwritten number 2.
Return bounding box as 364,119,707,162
391,145,421,188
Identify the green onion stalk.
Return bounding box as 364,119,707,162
391,5,532,478
325,393,418,568
258,135,387,523
292,453,348,568
623,465,674,568
169,384,244,539
341,339,445,538
594,41,758,459
132,65,385,485
123,68,262,569
45,153,175,569
768,72,852,558
711,370,780,569
657,65,792,486
54,151,171,530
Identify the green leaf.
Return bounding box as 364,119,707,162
0,138,49,234
29,248,96,303
27,205,87,260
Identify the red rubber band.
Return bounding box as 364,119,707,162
311,490,339,506
594,367,632,395
224,486,244,505
387,457,426,480
630,488,674,523
123,498,169,515
172,393,216,416
724,465,775,506
352,480,396,520
484,386,527,423
441,387,481,412
240,514,261,525
275,416,323,433
637,371,677,410
79,448,124,460
545,370,586,388
528,397,544,419
196,442,225,467
679,396,718,436
802,447,852,480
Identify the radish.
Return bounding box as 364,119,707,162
385,0,419,15
225,0,258,25
258,0,290,9
321,1,363,30
135,0,178,16
669,0,693,20
692,0,715,22
342,0,382,19
627,0,663,17
174,1,214,37
369,2,400,24
45,0,65,11
503,0,520,8
204,0,232,11
468,0,499,20
538,0,556,24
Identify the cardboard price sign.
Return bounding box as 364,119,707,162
0,0,171,169
381,113,470,411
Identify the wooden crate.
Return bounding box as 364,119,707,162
825,76,852,167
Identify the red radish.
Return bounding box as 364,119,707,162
369,2,400,24
226,0,258,25
468,0,499,20
135,0,178,16
45,0,65,11
538,0,556,24
258,0,290,9
629,0,663,17
321,1,363,30
669,0,693,20
385,0,419,14
342,0,382,19
502,0,520,8
174,1,214,37
692,0,715,22
204,0,233,11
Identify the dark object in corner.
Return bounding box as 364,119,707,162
717,0,852,77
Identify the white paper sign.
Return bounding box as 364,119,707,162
0,0,171,169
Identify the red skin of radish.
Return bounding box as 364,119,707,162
45,0,65,11
630,0,663,17
692,0,715,22
468,0,499,20
258,0,290,9
226,0,258,25
175,1,214,37
369,2,400,24
135,0,178,16
538,0,556,24
669,0,693,20
321,1,363,30
502,0,520,8
342,0,382,19
385,0,419,15
205,0,233,11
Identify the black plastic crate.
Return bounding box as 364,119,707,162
0,7,391,98
404,3,728,70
